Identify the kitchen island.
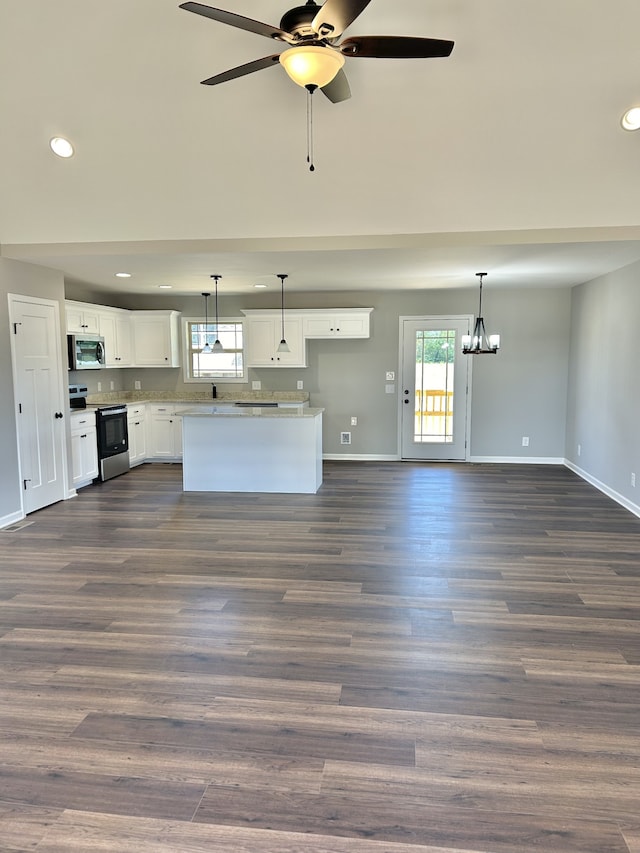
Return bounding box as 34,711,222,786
177,406,324,494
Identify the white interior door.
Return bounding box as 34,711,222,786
9,295,67,514
400,316,471,461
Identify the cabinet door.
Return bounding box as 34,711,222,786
303,312,370,338
100,311,133,367
148,411,181,458
246,316,306,367
71,425,98,484
127,415,146,465
246,316,279,366
66,304,101,335
274,316,305,366
131,313,180,367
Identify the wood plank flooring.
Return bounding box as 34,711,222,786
1,460,640,852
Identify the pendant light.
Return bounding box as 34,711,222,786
200,291,212,353
276,273,290,353
461,272,500,355
210,274,224,352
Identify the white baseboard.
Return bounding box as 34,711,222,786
469,456,565,465
564,459,640,519
0,509,25,530
323,453,400,462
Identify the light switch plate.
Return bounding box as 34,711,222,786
385,384,395,394
386,371,395,381
297,380,304,390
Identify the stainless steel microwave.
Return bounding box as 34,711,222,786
67,334,106,370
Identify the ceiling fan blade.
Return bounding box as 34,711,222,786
339,35,454,59
200,54,281,86
312,0,372,38
321,68,351,103
179,2,293,43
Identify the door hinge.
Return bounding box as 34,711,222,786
13,322,22,334
23,478,31,490
18,403,22,414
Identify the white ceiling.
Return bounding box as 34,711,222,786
2,0,640,296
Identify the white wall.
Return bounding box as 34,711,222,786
67,281,572,459
566,260,640,509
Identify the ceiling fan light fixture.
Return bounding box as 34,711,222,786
279,45,345,89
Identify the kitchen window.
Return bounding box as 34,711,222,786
183,318,246,382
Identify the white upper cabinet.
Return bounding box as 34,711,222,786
130,310,181,367
302,310,372,339
98,307,132,367
66,301,101,335
244,314,307,368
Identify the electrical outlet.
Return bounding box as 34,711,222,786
252,380,261,390
385,384,395,394
350,416,358,426
340,431,351,445
296,380,304,390
632,473,636,488
577,444,581,456
110,381,115,391
134,380,141,390
522,436,529,447
97,382,102,392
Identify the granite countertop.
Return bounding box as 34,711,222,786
86,390,310,406
176,406,323,418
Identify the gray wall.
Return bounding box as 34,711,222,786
566,260,640,504
67,281,572,459
0,257,66,522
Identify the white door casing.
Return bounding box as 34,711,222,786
399,316,472,461
9,295,68,514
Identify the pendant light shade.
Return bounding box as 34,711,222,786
462,272,500,355
276,273,290,353
210,274,224,353
201,292,212,354
279,46,345,89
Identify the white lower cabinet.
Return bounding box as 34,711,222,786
147,405,183,459
70,412,98,487
127,405,146,466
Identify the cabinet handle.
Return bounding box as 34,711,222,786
81,433,87,438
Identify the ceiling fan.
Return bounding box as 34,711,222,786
179,0,454,103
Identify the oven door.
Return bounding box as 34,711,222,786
96,408,129,458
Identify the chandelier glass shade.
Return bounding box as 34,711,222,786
279,46,345,89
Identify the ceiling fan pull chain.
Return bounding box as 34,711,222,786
306,84,316,172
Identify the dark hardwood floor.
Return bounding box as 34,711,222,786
1,460,640,852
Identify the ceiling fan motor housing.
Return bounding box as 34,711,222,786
280,2,323,40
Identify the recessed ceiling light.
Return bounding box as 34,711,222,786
49,137,74,158
158,285,172,289
621,107,640,131
254,283,268,289
115,272,131,278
